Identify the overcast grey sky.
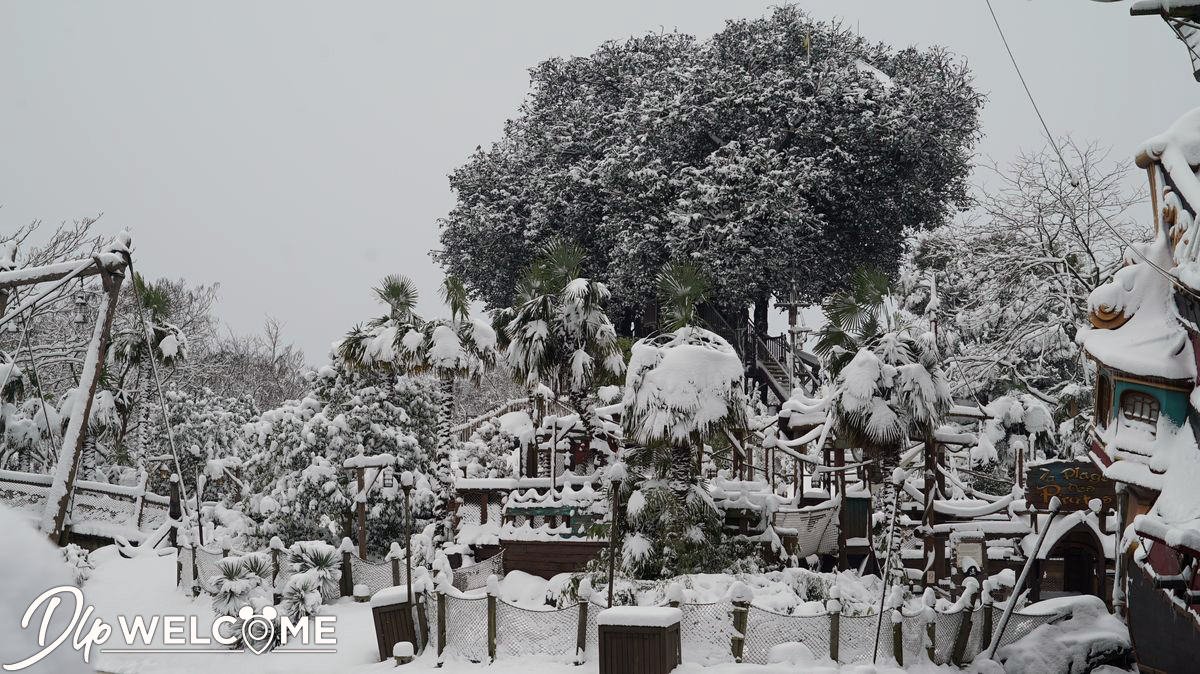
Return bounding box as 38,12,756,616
1,1,1195,361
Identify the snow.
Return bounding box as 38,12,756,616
995,594,1129,674
1080,238,1195,381
0,505,91,673
595,606,681,627
342,453,396,469
369,585,414,608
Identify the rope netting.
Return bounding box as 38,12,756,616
452,552,504,592
931,609,963,665
496,601,579,659
425,595,439,654
991,606,1056,653
0,479,48,512
743,605,828,665
443,595,489,661
838,613,882,663
901,613,928,661
681,601,735,664
584,599,602,656
194,547,224,594
179,547,196,590
349,555,393,597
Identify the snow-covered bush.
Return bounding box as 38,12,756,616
457,413,529,478
211,553,273,617
241,365,438,556
61,544,93,587
287,541,342,602
280,571,325,622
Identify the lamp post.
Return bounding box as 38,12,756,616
401,470,414,605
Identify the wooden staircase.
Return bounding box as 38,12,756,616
700,304,820,407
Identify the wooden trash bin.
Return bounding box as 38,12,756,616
370,585,417,662
597,607,682,674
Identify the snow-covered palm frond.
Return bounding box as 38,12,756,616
830,328,951,459
622,326,747,445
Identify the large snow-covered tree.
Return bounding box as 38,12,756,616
436,6,982,332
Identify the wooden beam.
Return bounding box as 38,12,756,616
45,259,126,542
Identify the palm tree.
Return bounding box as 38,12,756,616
616,262,748,578
339,273,496,547
814,268,891,377
110,274,187,464
493,238,624,444
828,327,951,592
623,262,746,496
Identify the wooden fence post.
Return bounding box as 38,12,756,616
731,599,750,661
437,588,447,662
980,599,993,653
486,574,498,662
339,538,354,597
892,610,904,666
829,606,840,663
416,593,431,654
191,545,200,597
270,536,284,587
221,539,231,559
575,599,589,665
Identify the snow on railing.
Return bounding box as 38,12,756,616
0,468,168,537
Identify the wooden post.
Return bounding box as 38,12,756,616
925,617,936,663
391,556,401,586
892,611,904,665
836,445,848,570
341,549,353,597
486,590,497,662
606,479,622,608
168,476,180,548
829,604,841,663
355,466,368,559
731,599,749,661
951,605,973,666
436,590,447,660
416,594,431,654
271,547,282,587
575,599,589,665
191,545,200,597
980,598,993,654
46,258,124,543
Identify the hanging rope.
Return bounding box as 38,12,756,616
124,257,193,528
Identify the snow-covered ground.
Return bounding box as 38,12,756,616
0,506,1130,674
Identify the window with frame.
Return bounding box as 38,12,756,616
1120,390,1160,428
1095,374,1112,428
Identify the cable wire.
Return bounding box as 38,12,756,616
984,0,1200,301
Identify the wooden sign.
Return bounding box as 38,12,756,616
1025,459,1116,511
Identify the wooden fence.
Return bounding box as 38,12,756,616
0,468,170,540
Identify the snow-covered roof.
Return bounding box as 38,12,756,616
1080,240,1195,381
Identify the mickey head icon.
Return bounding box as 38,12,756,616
238,605,277,655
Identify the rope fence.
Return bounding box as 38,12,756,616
424,590,1067,666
